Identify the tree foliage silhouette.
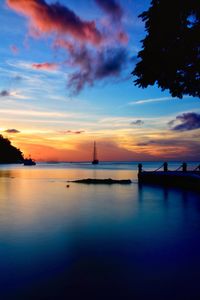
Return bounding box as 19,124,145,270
132,0,200,98
0,135,24,163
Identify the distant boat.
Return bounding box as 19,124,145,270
92,141,99,165
24,158,36,166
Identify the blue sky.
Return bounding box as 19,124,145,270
0,0,199,161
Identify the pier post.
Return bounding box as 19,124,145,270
182,162,187,172
163,162,168,172
138,163,143,174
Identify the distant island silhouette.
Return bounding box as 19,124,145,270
0,134,24,164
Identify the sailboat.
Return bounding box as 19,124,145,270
92,141,99,165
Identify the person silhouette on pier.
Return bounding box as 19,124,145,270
182,162,187,172
163,162,168,172
138,163,143,174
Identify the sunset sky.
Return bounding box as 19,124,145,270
0,0,200,161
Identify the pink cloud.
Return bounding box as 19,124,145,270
10,44,19,54
32,62,58,71
7,0,103,45
117,31,128,44
59,130,85,135
7,0,129,94
53,39,74,52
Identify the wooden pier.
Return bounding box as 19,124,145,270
138,163,200,190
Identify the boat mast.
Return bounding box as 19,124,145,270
92,141,99,164
93,141,97,161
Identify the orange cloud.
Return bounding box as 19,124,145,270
32,62,58,71
7,0,103,45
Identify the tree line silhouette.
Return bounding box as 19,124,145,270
0,135,24,164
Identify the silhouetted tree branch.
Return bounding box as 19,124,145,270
132,0,200,98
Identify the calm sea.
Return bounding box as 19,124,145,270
0,161,200,299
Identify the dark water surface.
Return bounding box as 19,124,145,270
0,162,200,299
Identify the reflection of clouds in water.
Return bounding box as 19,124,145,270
0,164,200,299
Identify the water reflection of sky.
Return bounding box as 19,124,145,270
0,165,200,299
